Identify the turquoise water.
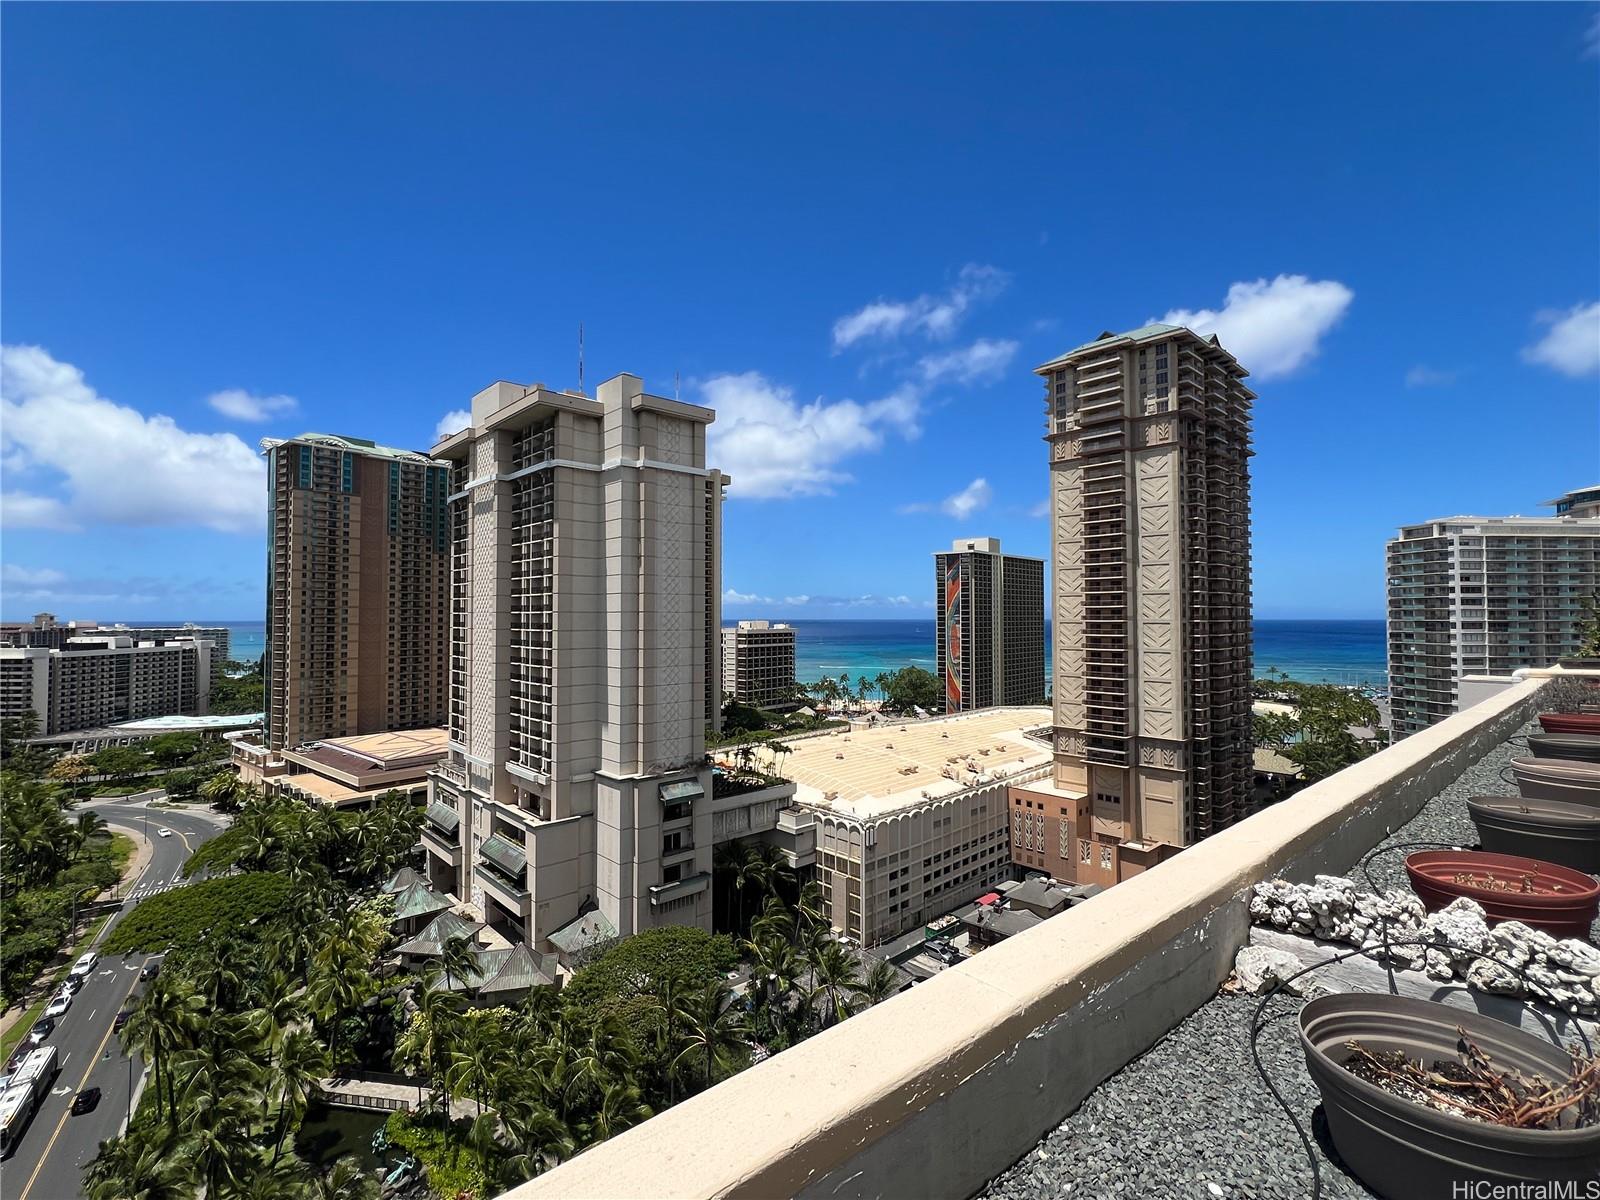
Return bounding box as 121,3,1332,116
211,618,1387,687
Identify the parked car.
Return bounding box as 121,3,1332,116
26,1018,54,1045
156,828,173,838
113,1010,133,1032
69,951,98,978
43,993,71,1020
61,974,84,994
71,1087,101,1115
139,961,161,981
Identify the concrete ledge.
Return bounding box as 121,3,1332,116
502,678,1548,1200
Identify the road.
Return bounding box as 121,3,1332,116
0,797,228,1200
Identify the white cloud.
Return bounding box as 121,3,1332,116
1,564,67,587
941,478,992,520
1,491,79,531
435,409,471,441
1162,275,1353,379
917,338,1020,386
1405,365,1457,388
207,389,297,422
1585,11,1600,58
832,264,1010,350
724,588,769,604
1523,301,1600,377
702,371,920,500
1028,499,1050,519
0,345,265,534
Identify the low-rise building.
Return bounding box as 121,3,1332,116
720,620,797,709
259,727,446,809
32,711,262,755
784,707,1053,945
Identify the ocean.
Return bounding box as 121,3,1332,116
210,617,1388,687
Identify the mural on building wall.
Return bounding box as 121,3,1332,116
944,559,963,712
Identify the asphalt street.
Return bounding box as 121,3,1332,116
0,797,228,1200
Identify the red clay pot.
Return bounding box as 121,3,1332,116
1541,712,1600,735
1404,849,1600,940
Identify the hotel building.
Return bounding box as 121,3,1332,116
422,373,794,951
786,706,1053,945
261,433,450,751
0,634,214,737
720,620,797,709
0,617,230,682
1031,323,1254,886
1387,489,1600,737
934,537,1045,713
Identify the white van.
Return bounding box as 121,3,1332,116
69,952,97,979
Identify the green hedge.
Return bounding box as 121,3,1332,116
563,925,739,1014
180,824,248,878
103,872,295,955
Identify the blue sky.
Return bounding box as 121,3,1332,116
3,3,1597,623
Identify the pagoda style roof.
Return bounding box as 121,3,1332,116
391,880,453,923
394,909,482,957
382,866,428,896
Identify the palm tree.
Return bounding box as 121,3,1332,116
121,972,202,1128
83,1132,188,1200
585,1078,651,1143
439,932,479,993
396,981,466,1108
448,1016,505,1119
851,956,900,1010
180,1092,258,1199
199,770,254,812
672,980,748,1094
730,845,766,937
857,675,872,708
749,895,793,947
73,809,109,859
744,934,800,1038
795,879,828,940
650,974,689,1105
807,941,857,1029
270,1028,331,1160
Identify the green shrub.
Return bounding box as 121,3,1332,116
103,872,295,954
385,1110,487,1200
180,824,248,878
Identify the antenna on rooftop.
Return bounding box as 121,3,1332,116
578,322,585,395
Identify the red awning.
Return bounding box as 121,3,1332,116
977,892,1001,906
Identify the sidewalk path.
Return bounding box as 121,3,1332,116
318,1076,477,1120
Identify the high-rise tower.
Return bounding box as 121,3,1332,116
262,433,449,751
933,538,1045,713
423,374,728,949
1038,323,1253,880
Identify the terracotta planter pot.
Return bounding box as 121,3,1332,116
1511,757,1600,805
1528,733,1600,764
1300,992,1600,1198
1468,796,1600,874
1405,849,1600,939
1541,713,1600,736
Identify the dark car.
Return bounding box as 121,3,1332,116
26,1017,54,1044
113,1010,133,1032
139,962,161,981
71,1087,101,1115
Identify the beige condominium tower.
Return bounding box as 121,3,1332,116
423,373,729,951
934,537,1046,712
262,433,450,751
1036,323,1254,884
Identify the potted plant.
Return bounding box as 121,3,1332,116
1404,849,1600,940
1529,733,1600,765
1300,993,1600,1197
1469,795,1600,874
1541,713,1600,736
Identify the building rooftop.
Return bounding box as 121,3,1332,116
259,431,444,464
287,727,447,772
498,669,1600,1200
784,707,1052,819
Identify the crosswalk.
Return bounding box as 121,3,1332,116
126,879,184,901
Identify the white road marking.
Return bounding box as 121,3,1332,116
86,1009,96,1022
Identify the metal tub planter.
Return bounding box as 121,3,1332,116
1300,993,1600,1198
1469,796,1600,874
1404,849,1600,940
1527,733,1600,765
1511,757,1600,806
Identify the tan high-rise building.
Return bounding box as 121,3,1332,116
1035,323,1254,885
262,433,450,751
423,374,757,951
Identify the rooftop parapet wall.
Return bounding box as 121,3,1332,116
502,674,1556,1200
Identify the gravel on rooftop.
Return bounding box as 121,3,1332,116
979,720,1543,1200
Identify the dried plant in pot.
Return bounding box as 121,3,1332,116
1300,993,1600,1197
1404,849,1600,940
